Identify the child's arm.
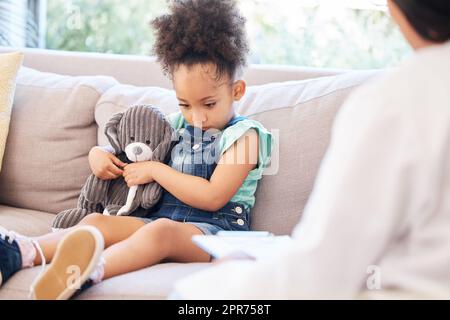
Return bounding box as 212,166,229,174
124,129,259,211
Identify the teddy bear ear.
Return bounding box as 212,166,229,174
153,122,176,161
104,111,124,153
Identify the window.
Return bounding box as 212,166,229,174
45,0,165,58
239,0,412,69
3,0,412,69
0,0,45,48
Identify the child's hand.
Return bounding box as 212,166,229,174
88,147,127,180
123,162,155,187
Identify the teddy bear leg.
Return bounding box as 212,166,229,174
52,208,89,230
103,204,123,216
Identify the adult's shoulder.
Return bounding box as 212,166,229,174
331,42,450,162
381,42,450,96
341,43,450,120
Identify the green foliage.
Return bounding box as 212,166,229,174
46,0,411,69
45,0,166,55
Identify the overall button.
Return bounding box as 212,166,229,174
192,143,200,150
235,206,243,214
236,219,245,226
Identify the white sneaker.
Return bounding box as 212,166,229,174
30,226,104,300
0,226,46,287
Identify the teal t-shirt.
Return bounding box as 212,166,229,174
167,111,273,209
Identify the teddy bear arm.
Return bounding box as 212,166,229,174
81,174,111,204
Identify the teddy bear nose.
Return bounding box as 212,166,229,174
133,146,143,155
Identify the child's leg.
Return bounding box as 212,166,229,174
32,213,145,265
101,218,210,280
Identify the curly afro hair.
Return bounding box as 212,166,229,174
151,0,249,81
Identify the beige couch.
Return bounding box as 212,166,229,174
0,47,378,299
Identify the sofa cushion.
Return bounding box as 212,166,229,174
95,84,178,146
0,52,23,172
0,67,118,214
76,262,210,300
0,205,54,236
241,72,380,234
0,261,209,300
96,71,378,235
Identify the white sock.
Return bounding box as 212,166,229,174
15,237,37,268
89,256,105,284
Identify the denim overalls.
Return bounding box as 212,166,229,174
143,115,251,233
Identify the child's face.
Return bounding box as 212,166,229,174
172,63,246,131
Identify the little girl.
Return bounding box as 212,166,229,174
0,0,272,300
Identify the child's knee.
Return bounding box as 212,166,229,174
140,219,176,249
79,213,107,227
143,218,175,237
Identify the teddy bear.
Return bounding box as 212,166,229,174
52,104,175,229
